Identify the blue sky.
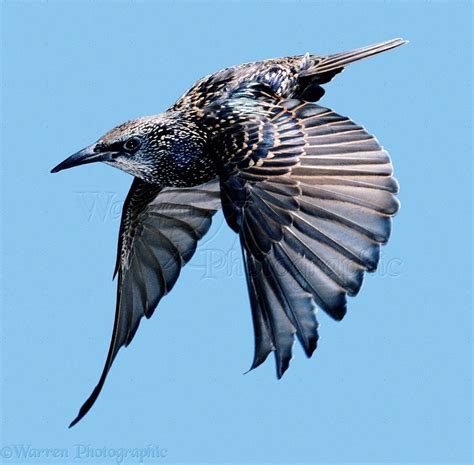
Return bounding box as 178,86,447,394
1,2,472,464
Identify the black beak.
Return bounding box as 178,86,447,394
51,144,112,174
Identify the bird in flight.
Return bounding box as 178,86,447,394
52,38,406,427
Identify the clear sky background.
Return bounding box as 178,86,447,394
1,2,472,465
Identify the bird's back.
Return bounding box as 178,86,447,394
171,54,310,111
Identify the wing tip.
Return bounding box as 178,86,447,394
68,390,99,428
300,37,408,78
275,354,292,379
67,364,112,428
387,37,409,47
364,37,409,51
245,348,273,374
68,403,90,428
303,336,318,358
69,415,81,429
325,302,347,321
395,37,409,45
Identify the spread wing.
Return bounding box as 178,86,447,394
207,83,399,377
69,178,221,427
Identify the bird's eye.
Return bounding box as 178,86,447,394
123,137,141,153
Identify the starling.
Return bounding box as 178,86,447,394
51,38,406,427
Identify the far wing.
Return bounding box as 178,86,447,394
173,39,406,110
296,38,407,101
69,178,221,426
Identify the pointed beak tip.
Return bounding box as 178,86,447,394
50,144,107,175
50,158,73,173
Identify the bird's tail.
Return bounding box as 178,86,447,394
301,38,408,79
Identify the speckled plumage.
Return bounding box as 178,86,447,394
51,39,406,427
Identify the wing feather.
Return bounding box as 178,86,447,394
211,83,399,377
69,179,221,427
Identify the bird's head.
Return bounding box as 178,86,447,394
51,114,212,186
